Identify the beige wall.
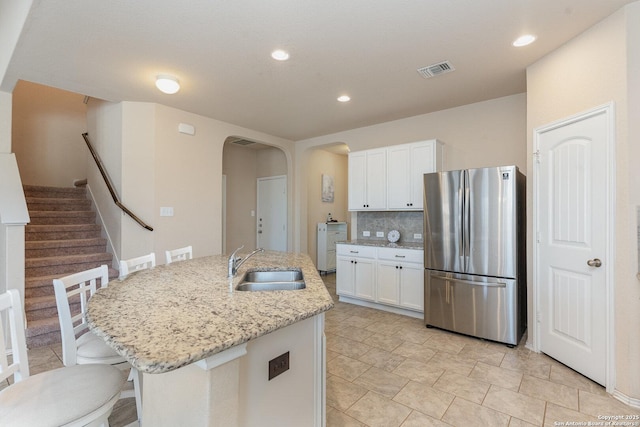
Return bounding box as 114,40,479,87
306,149,348,264
12,81,88,187
256,147,287,178
86,99,123,261
527,3,639,400
294,93,527,253
223,143,258,252
0,91,11,153
223,143,288,252
86,100,294,264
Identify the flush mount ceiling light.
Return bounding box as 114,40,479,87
271,49,290,61
512,34,536,47
337,95,351,103
155,75,180,94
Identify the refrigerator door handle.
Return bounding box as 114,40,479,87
458,170,466,270
433,274,507,288
463,169,470,272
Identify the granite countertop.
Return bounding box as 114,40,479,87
338,240,424,250
86,251,334,374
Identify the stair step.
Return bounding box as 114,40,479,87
26,253,114,278
28,210,96,225
26,197,92,212
22,185,116,349
23,185,86,199
25,224,102,241
25,295,81,321
25,317,62,348
25,238,108,258
25,268,118,298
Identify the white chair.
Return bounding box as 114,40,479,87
53,264,143,423
165,245,193,264
0,289,125,427
119,252,156,279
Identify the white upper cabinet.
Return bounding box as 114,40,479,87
349,139,442,211
348,148,386,210
388,140,442,210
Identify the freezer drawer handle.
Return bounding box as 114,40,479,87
432,274,507,288
394,255,406,258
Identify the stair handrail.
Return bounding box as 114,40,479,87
81,132,153,231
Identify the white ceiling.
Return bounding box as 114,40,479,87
3,0,635,141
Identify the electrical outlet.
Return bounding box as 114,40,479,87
413,233,422,239
376,231,384,237
363,231,371,237
160,207,174,217
269,351,289,380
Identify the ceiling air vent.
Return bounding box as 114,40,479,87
229,137,255,146
417,61,455,79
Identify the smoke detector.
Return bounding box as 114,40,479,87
417,61,455,78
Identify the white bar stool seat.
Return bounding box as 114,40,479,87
0,364,124,427
0,289,125,427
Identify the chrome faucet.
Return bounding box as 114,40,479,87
228,246,264,278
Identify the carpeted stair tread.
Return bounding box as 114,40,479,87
25,238,108,257
23,185,117,348
25,268,118,298
25,224,102,241
23,185,87,199
26,252,113,269
26,237,107,249
25,317,61,339
29,210,96,225
26,198,92,212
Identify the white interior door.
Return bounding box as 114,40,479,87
535,105,612,386
257,175,287,252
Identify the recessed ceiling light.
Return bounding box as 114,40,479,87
512,34,536,47
337,95,351,103
155,75,180,94
271,49,290,61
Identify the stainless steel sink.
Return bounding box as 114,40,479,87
236,268,306,291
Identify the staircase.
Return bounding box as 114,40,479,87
23,185,118,348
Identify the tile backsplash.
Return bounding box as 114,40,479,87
355,211,423,243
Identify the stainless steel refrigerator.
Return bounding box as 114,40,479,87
423,165,526,346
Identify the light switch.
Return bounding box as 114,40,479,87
160,207,174,217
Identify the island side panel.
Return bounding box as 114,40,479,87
238,314,325,427
141,358,241,427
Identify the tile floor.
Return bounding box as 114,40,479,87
322,273,640,426
5,273,639,427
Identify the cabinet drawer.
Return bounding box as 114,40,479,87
377,247,423,264
336,244,376,258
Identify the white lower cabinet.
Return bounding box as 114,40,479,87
336,245,376,301
337,244,424,316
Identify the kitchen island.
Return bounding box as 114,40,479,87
87,250,334,426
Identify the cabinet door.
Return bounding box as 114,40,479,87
365,149,387,209
354,258,375,301
376,261,400,306
386,145,411,209
336,257,355,296
348,152,367,210
409,141,437,210
399,263,424,311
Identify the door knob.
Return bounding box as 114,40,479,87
587,258,602,267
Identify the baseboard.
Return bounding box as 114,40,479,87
612,389,640,410
337,295,423,319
